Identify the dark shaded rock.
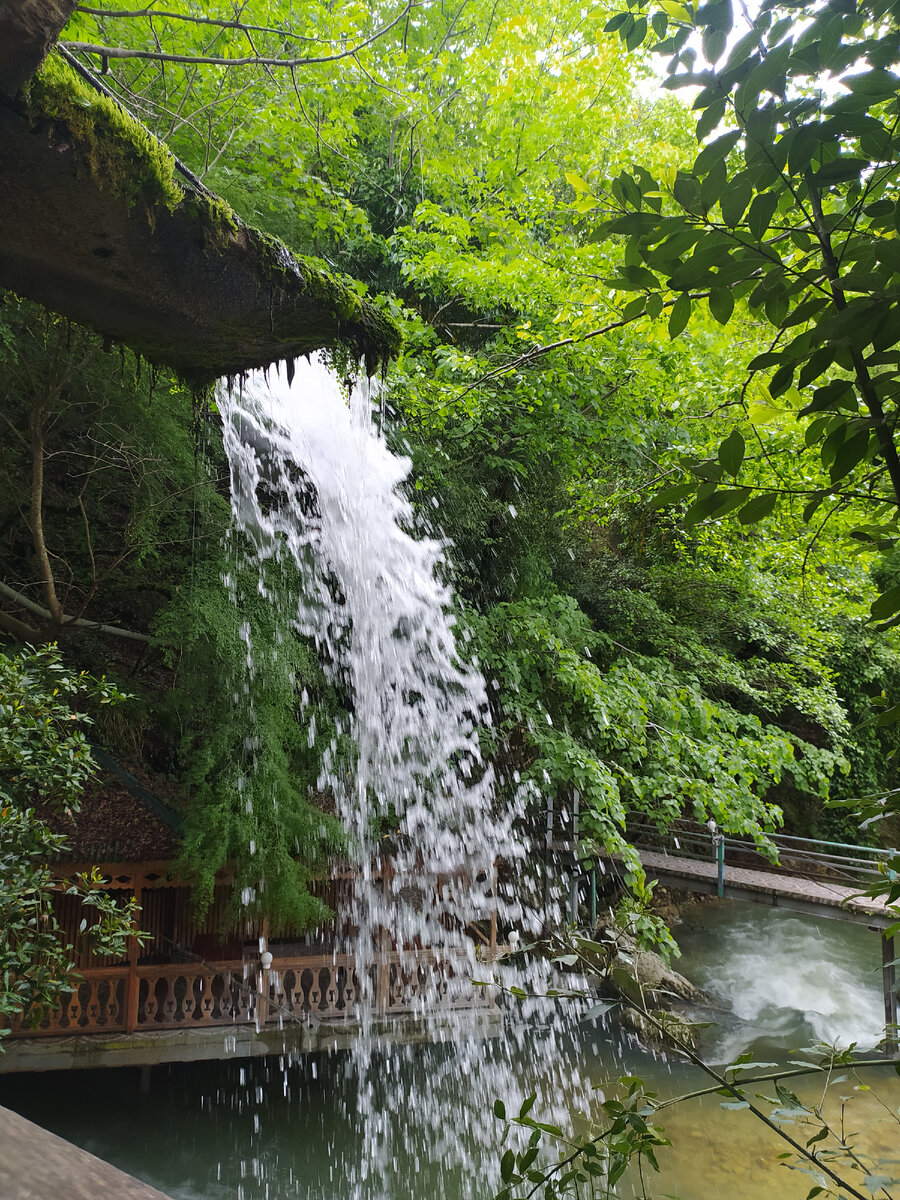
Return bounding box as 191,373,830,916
0,0,76,97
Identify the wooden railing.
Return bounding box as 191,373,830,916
5,951,492,1039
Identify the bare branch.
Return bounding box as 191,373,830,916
62,1,419,70
0,581,155,643
443,296,705,406
0,608,41,641
29,405,64,626
75,5,325,45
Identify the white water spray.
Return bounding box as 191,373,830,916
218,356,562,1199
220,358,523,964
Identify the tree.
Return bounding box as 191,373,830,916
582,0,900,622
0,642,141,1036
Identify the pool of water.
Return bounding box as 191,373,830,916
2,902,897,1200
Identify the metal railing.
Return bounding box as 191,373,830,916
625,817,899,891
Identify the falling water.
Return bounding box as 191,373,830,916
220,357,523,955
218,354,555,1198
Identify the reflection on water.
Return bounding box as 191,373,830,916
1,901,897,1200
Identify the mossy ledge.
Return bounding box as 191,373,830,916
0,55,400,383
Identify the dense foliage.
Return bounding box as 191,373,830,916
0,644,140,1033
3,0,900,953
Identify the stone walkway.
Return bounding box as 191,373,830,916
0,1105,172,1200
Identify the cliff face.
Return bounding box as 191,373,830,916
0,31,399,382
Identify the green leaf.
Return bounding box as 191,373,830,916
720,177,752,227
769,362,795,398
747,192,779,241
737,493,778,524
500,1149,516,1182
625,16,648,51
582,1001,616,1020
708,287,735,324
843,69,900,100
683,488,749,526
870,585,900,621
622,296,647,321
718,429,745,476
603,212,664,236
694,130,741,175
810,157,868,186
696,98,727,142
829,426,870,483
668,293,691,337
652,482,696,505
494,1099,506,1119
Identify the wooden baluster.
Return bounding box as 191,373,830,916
125,870,143,1034
197,974,212,1021
309,969,322,1013
162,976,177,1024
391,966,404,1010
87,979,101,1029
143,977,158,1023
325,967,338,1015
285,969,297,1015
64,987,81,1029
182,971,197,1021
235,975,253,1022
106,978,121,1027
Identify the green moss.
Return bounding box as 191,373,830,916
23,53,183,216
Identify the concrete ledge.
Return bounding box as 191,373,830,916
0,1104,172,1200
0,1009,503,1073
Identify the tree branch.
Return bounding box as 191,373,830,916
0,581,155,644
62,1,418,69
0,608,41,641
29,405,64,626
76,6,325,45
445,295,706,405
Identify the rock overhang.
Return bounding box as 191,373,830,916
0,54,401,385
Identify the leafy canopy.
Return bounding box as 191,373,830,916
590,0,900,628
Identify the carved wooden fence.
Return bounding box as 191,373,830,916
5,951,492,1038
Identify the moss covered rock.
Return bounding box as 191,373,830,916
0,55,400,383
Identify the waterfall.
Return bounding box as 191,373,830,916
218,355,560,1199
220,356,522,963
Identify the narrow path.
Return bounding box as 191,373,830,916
633,847,894,926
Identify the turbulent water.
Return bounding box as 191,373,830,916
676,902,886,1060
